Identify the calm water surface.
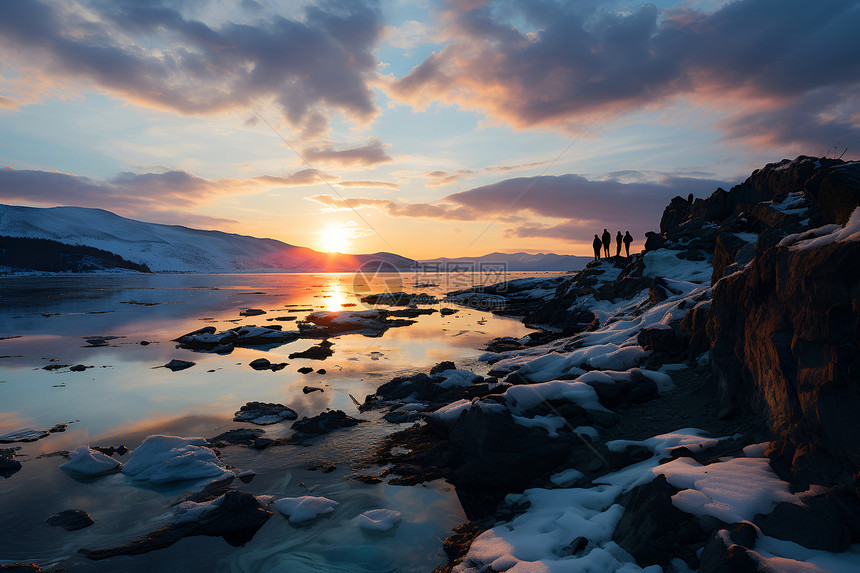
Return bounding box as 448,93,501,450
0,272,555,572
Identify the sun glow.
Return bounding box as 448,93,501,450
319,224,352,253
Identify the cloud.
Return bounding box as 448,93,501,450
0,165,341,227
255,169,336,187
335,180,399,190
301,139,393,167
307,171,729,242
0,0,384,135
387,0,860,151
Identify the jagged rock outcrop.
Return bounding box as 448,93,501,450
706,219,860,486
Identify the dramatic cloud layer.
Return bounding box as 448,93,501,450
389,0,860,150
309,172,729,242
0,166,399,228
301,139,393,166
0,0,383,137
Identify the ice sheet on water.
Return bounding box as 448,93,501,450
60,445,122,476
121,435,233,484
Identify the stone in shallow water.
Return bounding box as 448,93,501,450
0,428,50,444
233,402,298,425
163,359,195,372
46,509,94,531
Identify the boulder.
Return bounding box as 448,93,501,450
0,448,22,478
754,500,852,552
612,474,706,569
291,410,364,437
46,509,94,531
806,161,860,224
163,359,195,372
233,402,297,425
698,523,760,573
446,404,575,491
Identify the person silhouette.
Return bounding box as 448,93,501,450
615,231,622,258
623,231,633,258
592,234,602,261
601,229,611,258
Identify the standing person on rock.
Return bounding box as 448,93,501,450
615,231,623,258
592,234,602,261
601,229,611,258
623,231,633,258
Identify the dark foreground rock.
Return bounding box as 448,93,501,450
163,359,195,372
0,448,22,478
291,410,364,437
46,509,94,531
612,475,708,569
208,428,266,447
232,402,298,425
79,491,272,560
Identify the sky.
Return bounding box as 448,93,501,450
1,0,858,259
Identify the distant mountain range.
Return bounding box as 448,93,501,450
420,252,590,272
0,204,414,273
0,204,588,273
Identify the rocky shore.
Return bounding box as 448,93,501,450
360,155,860,571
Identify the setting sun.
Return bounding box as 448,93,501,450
319,224,352,253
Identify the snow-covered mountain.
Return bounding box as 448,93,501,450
0,204,416,273
421,251,591,272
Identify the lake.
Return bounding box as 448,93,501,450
0,271,557,572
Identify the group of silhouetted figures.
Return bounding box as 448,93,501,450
593,229,633,261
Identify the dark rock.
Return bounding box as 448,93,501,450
249,358,271,370
485,337,523,353
361,292,438,305
46,509,94,531
383,410,424,424
612,474,706,569
430,361,457,375
42,363,70,371
440,307,458,316
163,359,195,372
208,428,266,447
607,444,653,470
69,364,91,372
660,196,693,235
297,367,313,374
49,423,67,433
291,410,364,437
698,524,760,573
79,490,272,559
233,402,297,424
289,340,333,360
754,500,852,552
644,231,667,251
711,232,747,284
91,444,128,457
707,227,860,484
0,448,22,478
248,358,287,371
560,536,589,556
302,386,323,394
807,161,860,224
388,307,437,318
446,404,575,492
239,308,266,316
316,369,326,374
677,248,706,261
